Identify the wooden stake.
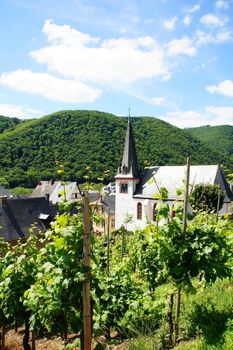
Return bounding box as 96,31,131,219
174,288,181,344
174,158,190,345
182,157,190,234
82,194,92,350
216,189,221,217
167,293,174,345
31,330,36,350
107,208,110,276
2,327,5,350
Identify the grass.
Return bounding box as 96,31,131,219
122,279,233,350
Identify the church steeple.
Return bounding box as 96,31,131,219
117,114,139,178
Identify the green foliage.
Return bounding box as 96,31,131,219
0,233,40,327
0,115,22,134
127,336,159,350
191,184,225,213
92,257,145,336
132,211,232,291
179,280,233,348
0,110,229,188
0,192,232,349
10,187,33,196
0,177,9,188
24,212,84,336
188,125,233,170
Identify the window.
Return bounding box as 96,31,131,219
111,219,115,229
120,182,128,193
122,165,128,174
137,202,142,220
153,203,157,221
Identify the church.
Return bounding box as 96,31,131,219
115,118,233,231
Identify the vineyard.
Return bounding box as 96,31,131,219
0,196,232,350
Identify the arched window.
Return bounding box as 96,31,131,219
153,203,157,221
122,165,128,174
120,182,128,193
137,202,142,220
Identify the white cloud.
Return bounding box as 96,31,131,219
163,17,177,31
200,14,225,27
160,110,204,128
183,4,200,13
183,15,192,26
215,31,232,42
148,96,165,105
0,103,43,119
30,19,169,86
167,36,197,56
0,69,101,103
215,1,230,9
206,80,233,97
205,106,233,124
193,56,218,71
195,30,232,45
159,106,233,128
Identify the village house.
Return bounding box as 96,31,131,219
31,180,81,203
92,194,116,235
115,118,233,231
0,195,57,242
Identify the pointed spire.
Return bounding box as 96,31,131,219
119,111,139,178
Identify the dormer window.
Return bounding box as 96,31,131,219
120,182,128,193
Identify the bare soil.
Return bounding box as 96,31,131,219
4,329,128,350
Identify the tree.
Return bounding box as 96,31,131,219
191,183,225,213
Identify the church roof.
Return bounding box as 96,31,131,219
117,118,139,178
135,165,233,201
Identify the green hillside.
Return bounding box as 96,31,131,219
0,110,229,188
188,125,233,169
0,115,22,134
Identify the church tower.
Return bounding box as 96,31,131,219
115,116,140,229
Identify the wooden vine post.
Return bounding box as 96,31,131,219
174,157,190,345
0,327,5,350
107,208,110,276
82,194,92,350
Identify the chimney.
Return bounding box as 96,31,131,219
0,196,7,206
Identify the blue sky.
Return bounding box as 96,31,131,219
0,0,233,127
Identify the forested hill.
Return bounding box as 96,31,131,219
0,115,22,134
0,110,229,188
187,125,233,168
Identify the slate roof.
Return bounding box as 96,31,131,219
31,181,59,197
101,195,115,214
116,118,139,178
88,190,101,203
0,196,57,241
49,182,81,204
136,165,233,202
0,186,11,197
